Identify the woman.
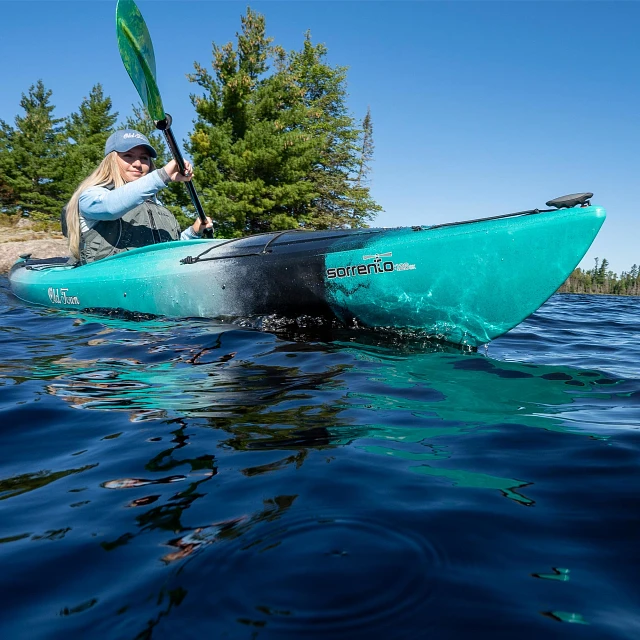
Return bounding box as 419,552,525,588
65,129,213,264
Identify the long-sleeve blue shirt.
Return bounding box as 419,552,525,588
79,170,200,240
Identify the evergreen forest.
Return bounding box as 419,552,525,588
559,258,640,296
0,8,381,234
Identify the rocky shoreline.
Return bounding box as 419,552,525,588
0,225,68,274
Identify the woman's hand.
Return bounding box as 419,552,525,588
163,159,194,182
192,216,214,236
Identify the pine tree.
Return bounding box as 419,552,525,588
187,8,381,237
356,107,375,188
288,36,382,229
187,7,302,236
344,107,381,227
0,80,65,222
64,84,118,197
0,119,18,218
597,258,609,286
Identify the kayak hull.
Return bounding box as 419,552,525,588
9,205,606,346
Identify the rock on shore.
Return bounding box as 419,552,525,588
0,227,68,274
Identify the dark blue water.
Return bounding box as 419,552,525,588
1,279,639,639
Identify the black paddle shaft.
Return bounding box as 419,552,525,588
155,114,212,237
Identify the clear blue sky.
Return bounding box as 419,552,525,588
2,1,638,275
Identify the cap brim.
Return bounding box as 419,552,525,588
139,144,158,159
113,141,158,159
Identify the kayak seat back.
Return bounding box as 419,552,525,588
546,193,593,209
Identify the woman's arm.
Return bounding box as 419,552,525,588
79,170,168,220
180,216,214,240
180,226,201,241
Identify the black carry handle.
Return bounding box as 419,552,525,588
155,113,212,239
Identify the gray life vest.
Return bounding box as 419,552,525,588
79,197,181,264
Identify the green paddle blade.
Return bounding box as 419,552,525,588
115,0,165,121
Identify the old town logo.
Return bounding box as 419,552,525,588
48,288,80,305
326,252,416,280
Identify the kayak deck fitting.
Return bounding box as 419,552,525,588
9,194,605,347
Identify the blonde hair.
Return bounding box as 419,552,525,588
65,151,155,259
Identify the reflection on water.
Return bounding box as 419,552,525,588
1,286,639,638
25,321,632,514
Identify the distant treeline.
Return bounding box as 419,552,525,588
559,258,640,296
0,8,380,235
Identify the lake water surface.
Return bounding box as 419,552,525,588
1,281,639,639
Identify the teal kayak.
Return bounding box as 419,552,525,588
9,196,605,347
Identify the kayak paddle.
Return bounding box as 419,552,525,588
115,0,212,237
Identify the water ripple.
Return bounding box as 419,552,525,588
159,510,447,637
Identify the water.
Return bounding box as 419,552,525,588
1,278,639,639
